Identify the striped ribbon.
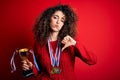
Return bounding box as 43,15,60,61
48,38,62,67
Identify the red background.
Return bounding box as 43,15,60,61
0,0,120,80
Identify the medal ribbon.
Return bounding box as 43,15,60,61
10,49,18,73
48,38,62,67
29,49,40,72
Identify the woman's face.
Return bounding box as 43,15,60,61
50,10,66,32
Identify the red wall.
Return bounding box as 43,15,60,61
0,0,120,80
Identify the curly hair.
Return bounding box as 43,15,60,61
33,4,77,45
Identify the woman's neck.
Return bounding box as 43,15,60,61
50,32,59,41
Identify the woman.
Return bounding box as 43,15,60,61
22,4,96,80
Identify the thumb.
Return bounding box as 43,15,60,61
28,61,33,68
62,44,68,51
26,59,33,68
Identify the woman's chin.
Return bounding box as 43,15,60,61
52,29,60,32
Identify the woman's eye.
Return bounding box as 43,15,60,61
61,19,65,22
61,20,64,22
53,16,57,19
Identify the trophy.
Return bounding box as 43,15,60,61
19,48,29,61
18,48,33,77
10,48,40,77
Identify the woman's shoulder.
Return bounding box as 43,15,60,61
33,41,45,52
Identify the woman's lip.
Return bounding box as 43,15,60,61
54,25,60,30
55,25,59,27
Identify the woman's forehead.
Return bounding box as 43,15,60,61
52,11,66,18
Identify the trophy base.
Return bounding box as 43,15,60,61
22,69,33,77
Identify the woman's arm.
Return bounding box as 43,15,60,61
74,41,97,65
61,35,97,65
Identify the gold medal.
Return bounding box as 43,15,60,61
51,67,61,74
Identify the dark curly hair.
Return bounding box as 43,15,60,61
33,4,77,45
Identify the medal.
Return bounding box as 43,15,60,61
51,67,61,74
48,38,62,74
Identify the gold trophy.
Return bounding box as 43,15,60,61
19,48,30,61
10,48,40,77
18,48,33,77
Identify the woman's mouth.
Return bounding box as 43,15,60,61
55,25,59,28
55,25,60,29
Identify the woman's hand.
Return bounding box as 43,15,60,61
61,35,76,51
22,59,33,71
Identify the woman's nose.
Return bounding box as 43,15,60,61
56,19,60,24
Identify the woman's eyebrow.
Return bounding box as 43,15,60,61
53,15,59,17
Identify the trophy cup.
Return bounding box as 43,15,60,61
18,48,34,77
10,48,40,77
